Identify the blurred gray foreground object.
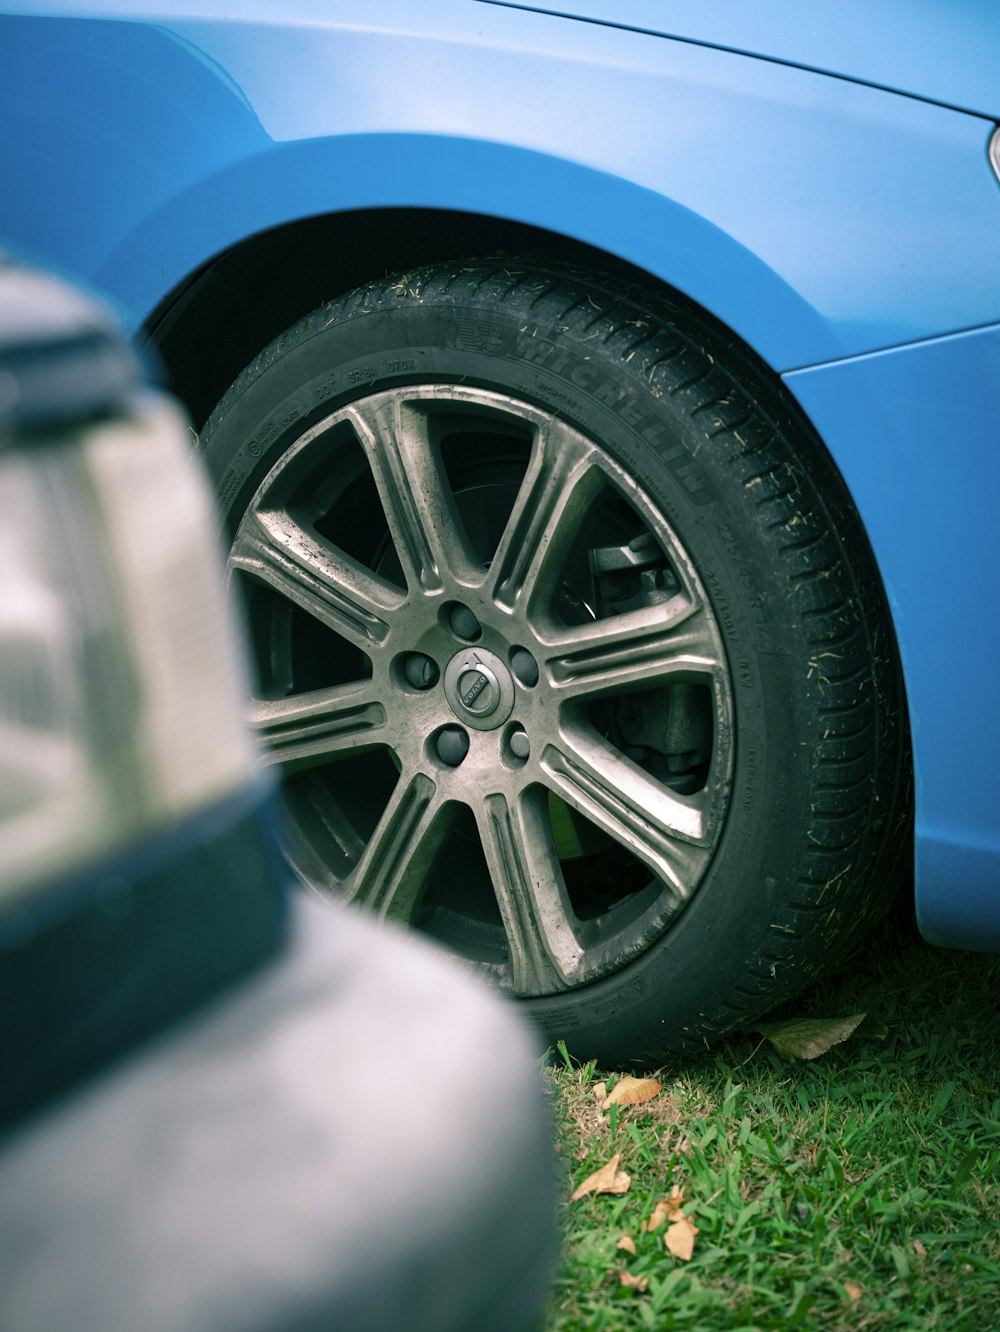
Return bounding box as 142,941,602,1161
0,893,557,1332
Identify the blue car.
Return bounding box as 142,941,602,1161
2,0,997,1062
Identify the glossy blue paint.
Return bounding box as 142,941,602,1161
0,1,998,949
482,1,1000,119
1,6,999,371
786,325,1000,952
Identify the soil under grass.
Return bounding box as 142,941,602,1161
545,898,1000,1330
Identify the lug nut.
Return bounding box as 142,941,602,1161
403,653,439,689
436,726,470,767
509,729,530,760
448,604,481,640
511,648,539,688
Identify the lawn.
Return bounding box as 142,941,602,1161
544,900,1000,1330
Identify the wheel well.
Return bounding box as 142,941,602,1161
144,208,640,429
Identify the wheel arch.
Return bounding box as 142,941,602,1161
144,206,624,431
127,133,834,428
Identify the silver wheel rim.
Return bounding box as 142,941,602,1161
229,384,734,996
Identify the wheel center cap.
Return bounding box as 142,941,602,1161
459,666,497,714
444,648,516,731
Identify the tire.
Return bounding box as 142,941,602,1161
199,257,910,1065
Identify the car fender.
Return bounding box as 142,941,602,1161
2,7,999,370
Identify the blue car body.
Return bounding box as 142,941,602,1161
2,0,997,951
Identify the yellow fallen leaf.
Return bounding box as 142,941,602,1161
570,1152,632,1201
601,1075,662,1111
665,1215,698,1261
592,1081,608,1104
619,1270,649,1292
843,1281,863,1304
616,1235,637,1255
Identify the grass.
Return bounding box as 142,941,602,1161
544,901,1000,1330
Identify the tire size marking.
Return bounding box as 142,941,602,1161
347,357,416,387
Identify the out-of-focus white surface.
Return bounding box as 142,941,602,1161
0,395,256,904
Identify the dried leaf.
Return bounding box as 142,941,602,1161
646,1188,685,1232
619,1270,649,1292
756,1013,870,1060
592,1081,608,1104
570,1152,632,1201
913,1239,928,1260
616,1235,637,1255
601,1075,662,1111
665,1215,699,1261
843,1281,863,1304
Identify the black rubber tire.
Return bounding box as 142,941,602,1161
200,257,910,1065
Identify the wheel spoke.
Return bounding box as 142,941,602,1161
248,681,388,771
544,602,723,698
346,394,478,594
541,729,714,892
343,771,447,922
232,383,736,997
476,793,582,995
231,511,398,652
489,418,601,613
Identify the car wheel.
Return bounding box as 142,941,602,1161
200,258,909,1063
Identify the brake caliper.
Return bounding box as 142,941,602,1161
590,534,709,794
